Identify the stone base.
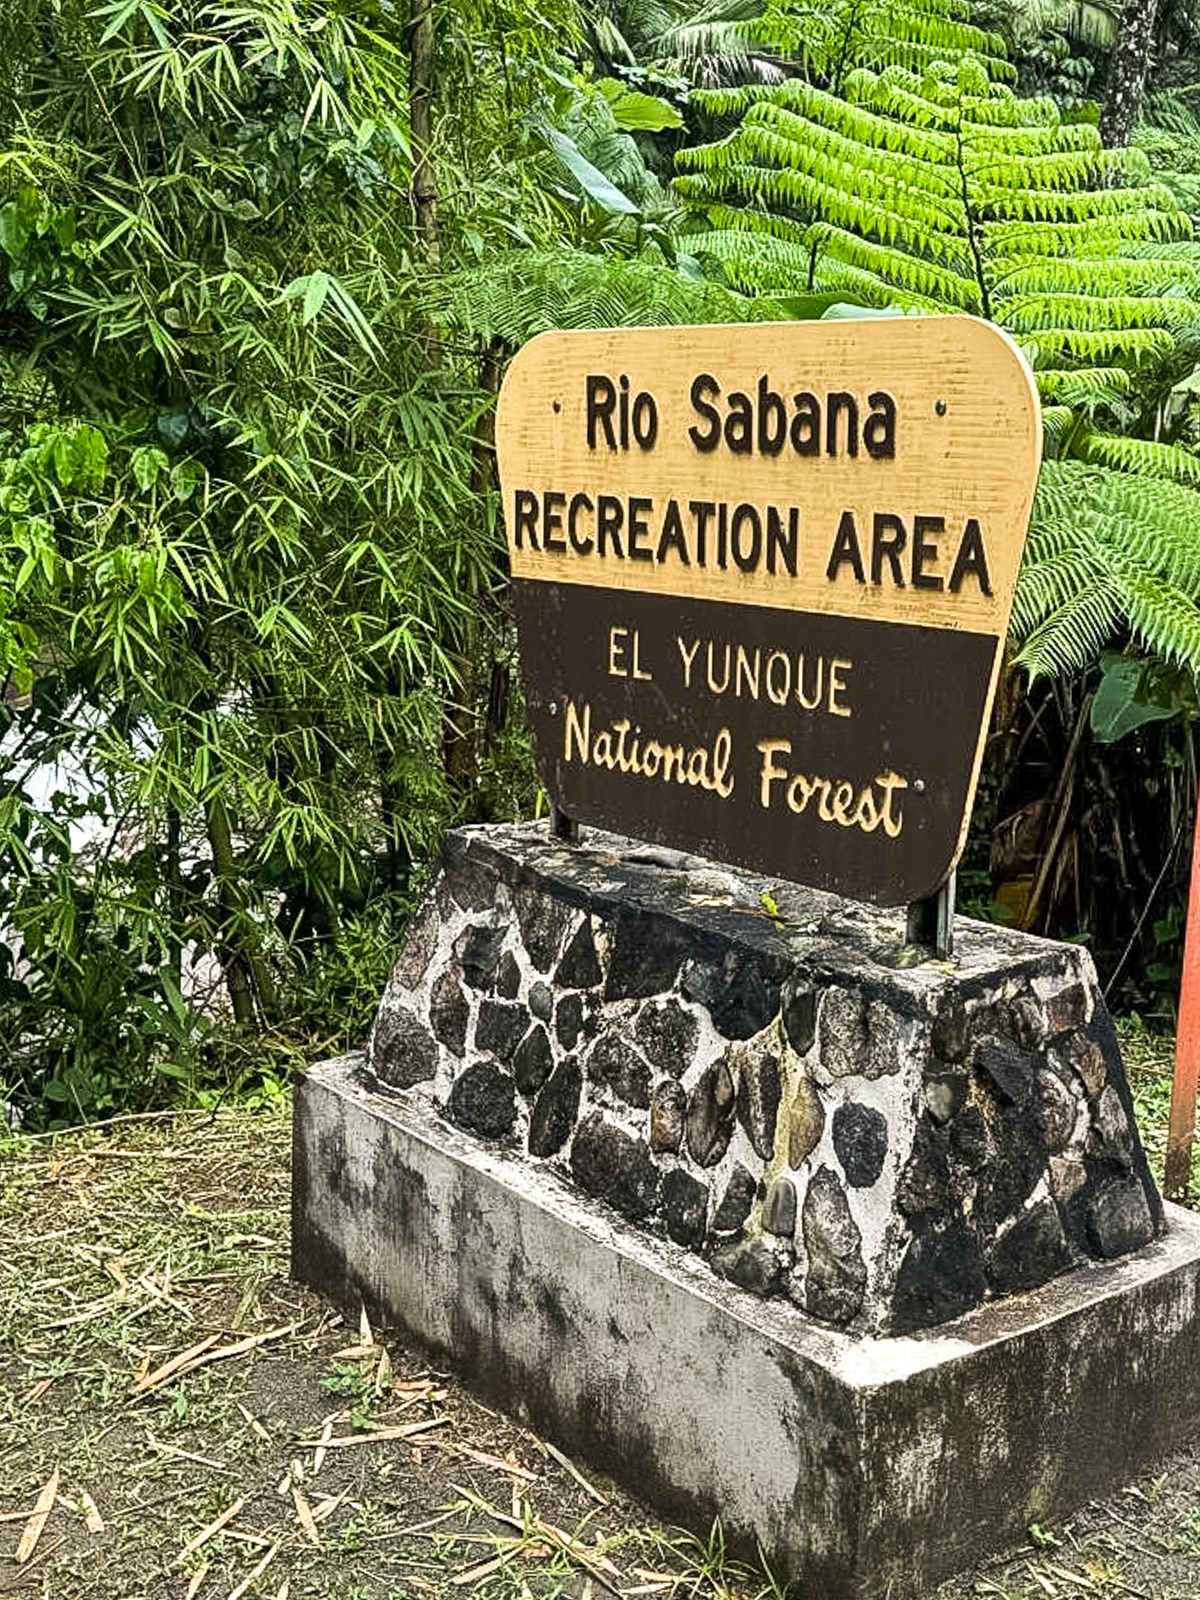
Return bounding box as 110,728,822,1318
293,1055,1200,1600
364,823,1163,1336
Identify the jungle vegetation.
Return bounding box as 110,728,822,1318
1,0,1199,1126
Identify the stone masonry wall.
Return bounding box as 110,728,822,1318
365,823,1163,1336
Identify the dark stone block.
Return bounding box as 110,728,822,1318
529,1061,583,1158
446,1061,516,1140
456,922,507,991
556,992,594,1053
685,1059,737,1167
711,1163,757,1237
604,907,694,1001
975,1102,1047,1232
429,968,469,1058
924,1072,967,1125
737,1050,782,1160
890,1217,986,1333
1089,1084,1134,1169
1006,995,1045,1051
528,981,553,1023
1081,1006,1163,1235
896,1117,952,1222
570,1115,660,1221
949,1103,990,1171
762,1176,797,1238
1044,981,1089,1034
373,1006,439,1089
495,951,522,1000
441,836,499,910
1064,1028,1108,1097
681,951,780,1041
649,1081,685,1154
802,1167,867,1325
587,1034,652,1109
555,918,603,989
985,1199,1074,1295
832,1103,888,1188
1035,1065,1079,1153
661,1168,707,1248
711,1237,783,1297
819,988,899,1079
1085,1175,1155,1259
974,1036,1037,1108
931,997,970,1064
475,1000,525,1067
515,885,573,972
513,1025,554,1097
781,978,818,1055
635,1000,699,1078
818,987,867,1078
395,892,440,988
789,1077,825,1166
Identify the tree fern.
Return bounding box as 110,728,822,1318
673,0,1200,685
426,247,768,341
1013,460,1200,677
677,56,1196,374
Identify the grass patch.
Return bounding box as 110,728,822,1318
1,1031,1200,1600
0,1106,783,1600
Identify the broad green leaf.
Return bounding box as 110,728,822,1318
821,302,907,319
544,127,639,215
1090,655,1179,742
303,271,330,325
131,446,169,492
0,202,31,260
597,80,684,132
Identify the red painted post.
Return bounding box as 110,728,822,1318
1165,783,1200,1200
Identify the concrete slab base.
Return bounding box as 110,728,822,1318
292,1055,1200,1600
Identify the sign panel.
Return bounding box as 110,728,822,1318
496,317,1041,906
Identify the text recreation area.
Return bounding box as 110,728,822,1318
496,316,1041,906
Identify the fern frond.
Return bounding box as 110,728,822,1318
995,256,1200,296
427,250,758,341
1111,565,1200,674
1000,293,1200,334
1078,433,1200,486
1014,460,1200,677
807,219,981,306
1034,367,1133,405
690,227,815,291
1011,577,1124,678
1040,405,1075,442
1015,327,1176,362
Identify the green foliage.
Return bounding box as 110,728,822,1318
673,0,1200,691
677,59,1195,384
1012,459,1200,676
0,0,579,1124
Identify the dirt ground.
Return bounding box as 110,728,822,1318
2,1027,1200,1600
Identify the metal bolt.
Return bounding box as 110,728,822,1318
934,399,947,416
549,701,559,715
913,778,925,793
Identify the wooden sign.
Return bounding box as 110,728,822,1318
495,317,1041,907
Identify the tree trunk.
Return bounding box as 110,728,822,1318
204,791,278,1029
409,0,439,255
1100,0,1159,148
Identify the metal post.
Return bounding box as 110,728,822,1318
905,872,956,960
549,802,579,845
1165,785,1200,1200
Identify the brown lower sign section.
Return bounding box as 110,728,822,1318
513,579,998,906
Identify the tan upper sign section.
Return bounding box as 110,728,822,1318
496,316,1041,634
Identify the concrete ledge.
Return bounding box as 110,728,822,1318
292,1055,1200,1600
